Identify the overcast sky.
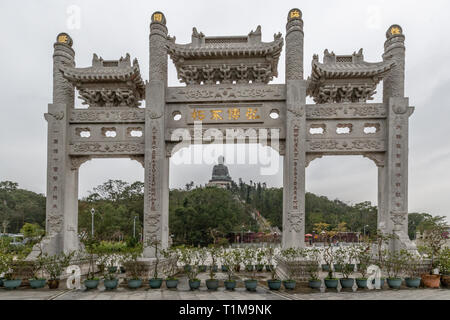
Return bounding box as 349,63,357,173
0,0,449,222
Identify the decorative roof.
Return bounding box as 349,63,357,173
60,54,145,107
310,49,395,81
167,26,284,85
307,49,395,104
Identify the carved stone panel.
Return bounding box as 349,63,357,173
166,84,286,103
287,211,304,233
307,138,385,153
69,142,145,155
69,108,145,123
306,103,386,119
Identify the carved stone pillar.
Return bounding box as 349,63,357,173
143,12,169,258
381,26,415,251
44,33,79,255
283,9,306,249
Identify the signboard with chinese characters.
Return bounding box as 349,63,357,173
187,104,264,124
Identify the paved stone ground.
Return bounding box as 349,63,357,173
1,270,449,300
0,276,449,300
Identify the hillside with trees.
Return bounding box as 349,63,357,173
0,180,445,245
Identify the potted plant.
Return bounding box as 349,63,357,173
437,248,450,287
335,247,354,289
305,248,322,289
206,246,220,290
417,219,448,288
243,247,258,291
103,255,119,290
355,243,372,289
178,245,192,273
222,250,237,290
266,247,281,290
280,248,300,290
2,254,23,290
146,238,163,289
162,247,180,289
403,250,423,289
218,247,228,273
232,248,243,273
98,244,123,291
244,247,255,272
29,255,46,289
265,245,276,272
383,249,405,289
83,237,100,290
371,231,397,288
0,252,9,287
254,248,266,272
123,246,144,289
26,233,46,289
42,251,74,289
197,247,208,273
180,247,201,290
323,244,338,290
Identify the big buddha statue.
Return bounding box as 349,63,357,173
208,156,232,188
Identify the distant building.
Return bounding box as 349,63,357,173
208,156,232,188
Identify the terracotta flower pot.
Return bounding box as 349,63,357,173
48,279,60,289
421,274,440,288
440,275,450,288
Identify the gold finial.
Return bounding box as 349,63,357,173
288,8,302,21
152,11,166,25
387,25,403,38
56,33,73,46
391,27,401,35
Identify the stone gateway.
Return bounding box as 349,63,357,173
42,9,415,257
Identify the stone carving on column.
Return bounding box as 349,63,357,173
306,153,323,167
47,111,65,121
70,156,91,170
285,9,304,81
308,139,384,152
383,25,405,102
391,211,407,229
143,11,169,258
130,155,145,167
363,152,385,167
287,211,304,233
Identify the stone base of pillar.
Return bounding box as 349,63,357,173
132,257,175,279
26,234,61,260
393,231,418,252
275,258,312,281
26,234,84,261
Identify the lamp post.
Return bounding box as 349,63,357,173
363,225,369,239
133,216,138,239
90,208,95,237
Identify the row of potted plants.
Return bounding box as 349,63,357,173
0,250,77,290
2,236,448,292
